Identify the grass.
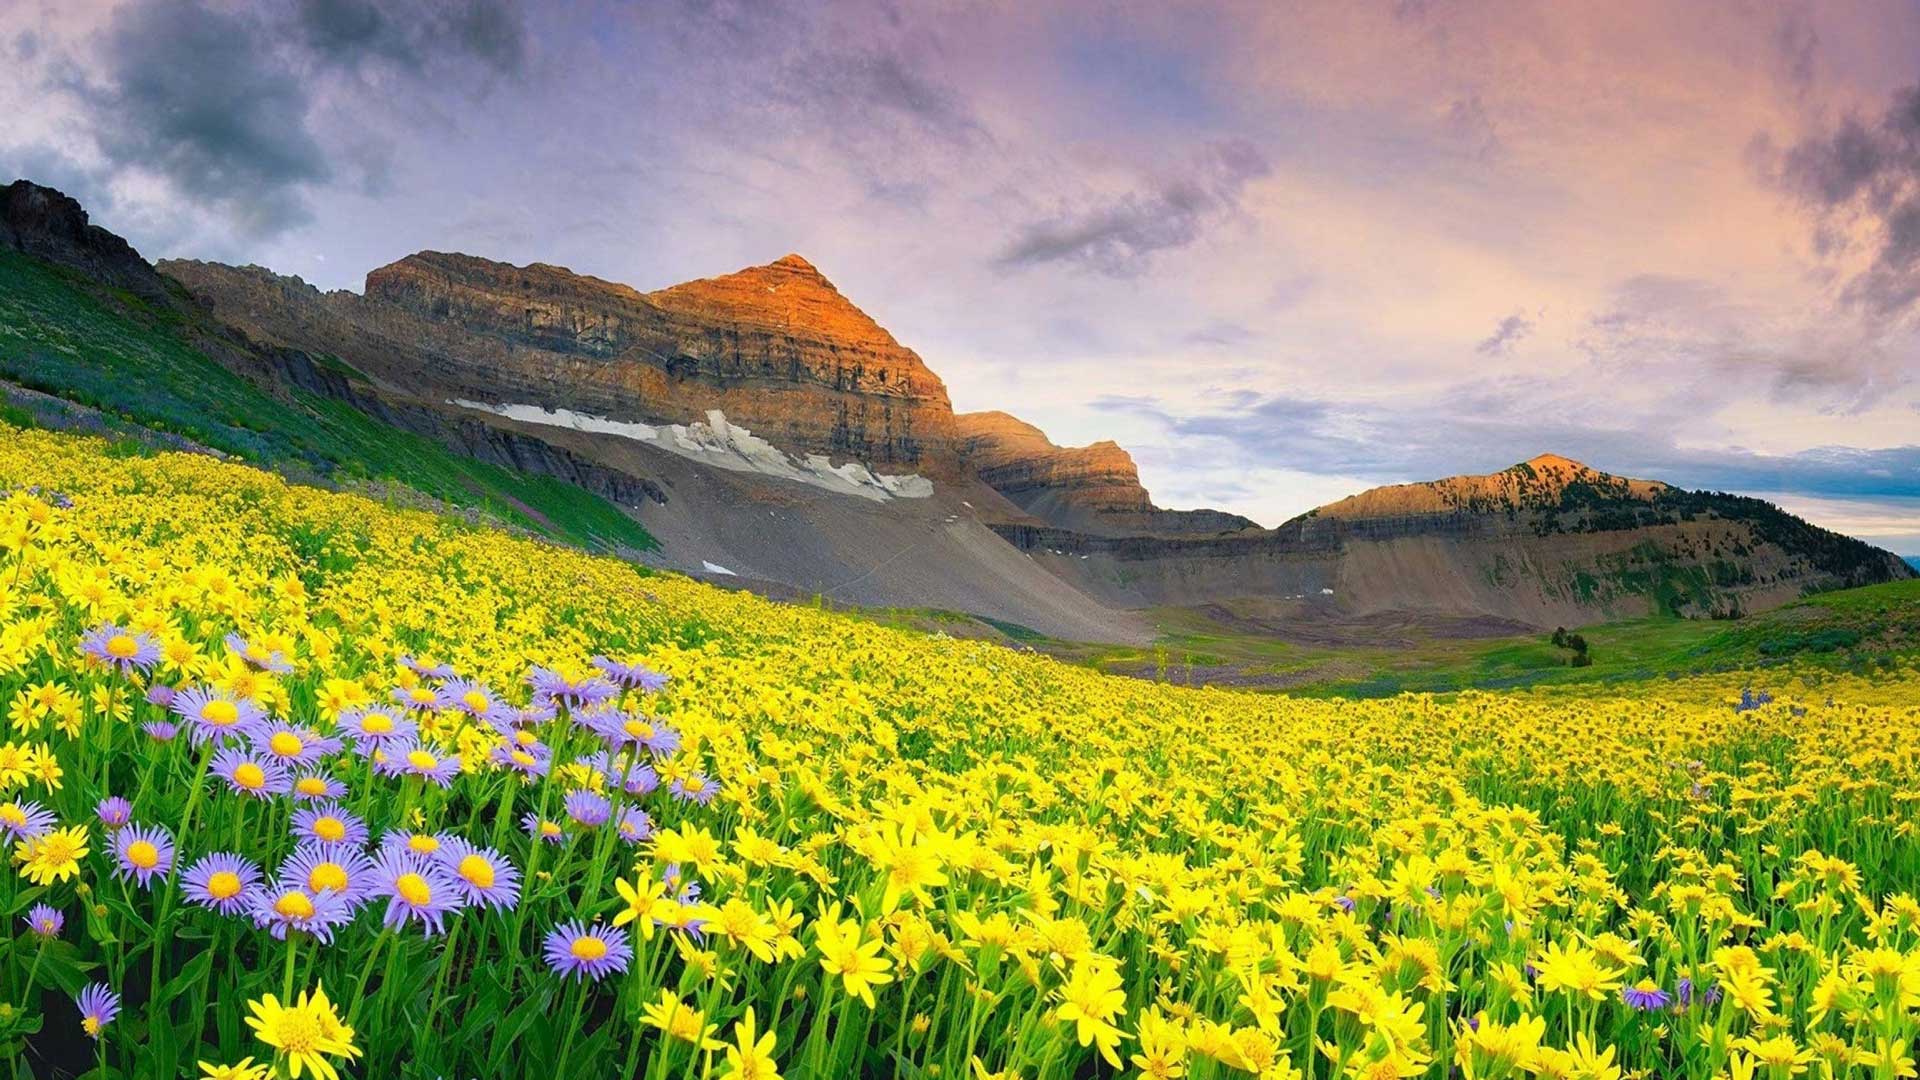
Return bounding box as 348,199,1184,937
990,578,1920,698
0,249,654,554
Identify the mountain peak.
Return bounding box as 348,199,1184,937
770,253,819,273
1316,456,1670,520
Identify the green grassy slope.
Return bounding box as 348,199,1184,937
0,249,654,553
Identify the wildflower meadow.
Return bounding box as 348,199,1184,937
0,422,1916,1079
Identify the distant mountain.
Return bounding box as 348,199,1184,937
8,177,1912,643
994,455,1915,626
1907,555,1920,573
954,411,1257,537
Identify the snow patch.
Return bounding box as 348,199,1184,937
701,561,737,576
450,401,932,501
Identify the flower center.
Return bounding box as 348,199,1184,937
570,935,609,961
273,1010,323,1053
296,777,327,796
313,817,347,842
396,872,433,905
269,731,304,757
407,834,440,854
207,871,243,899
234,763,266,789
309,863,348,892
624,719,652,738
406,749,438,770
362,713,394,734
105,634,139,659
511,750,535,767
275,891,316,919
515,730,538,747
202,699,239,725
458,854,496,889
461,691,489,713
126,840,159,869
0,805,23,826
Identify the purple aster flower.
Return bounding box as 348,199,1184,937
23,903,63,939
581,708,675,754
528,666,618,710
171,686,266,745
290,770,347,802
142,720,179,742
252,722,340,767
591,656,669,693
436,679,507,721
1622,980,1672,1011
375,740,462,787
79,624,160,676
371,849,464,935
378,830,449,861
94,796,132,831
432,836,520,912
1676,977,1720,1008
490,740,550,777
248,883,353,943
614,807,653,845
211,746,291,799
391,683,443,712
564,790,612,828
111,824,175,888
544,921,630,981
292,801,368,847
397,654,458,679
144,684,176,707
337,705,416,755
0,799,57,841
182,852,263,915
522,813,565,844
512,702,557,728
224,632,292,674
669,771,718,806
661,863,701,905
74,983,119,1040
279,842,376,906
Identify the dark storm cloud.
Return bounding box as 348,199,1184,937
73,0,331,237
1758,81,1920,314
43,0,531,242
296,0,528,74
1475,312,1532,355
997,139,1272,275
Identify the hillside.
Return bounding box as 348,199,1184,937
0,184,655,554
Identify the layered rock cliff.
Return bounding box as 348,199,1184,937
955,411,1256,536
165,251,960,475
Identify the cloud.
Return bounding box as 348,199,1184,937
996,139,1272,275
1475,312,1532,355
69,0,331,238
1757,81,1920,314
295,0,528,75
776,47,980,144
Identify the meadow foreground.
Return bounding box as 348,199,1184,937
0,422,1916,1079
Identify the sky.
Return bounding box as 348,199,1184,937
3,0,1918,552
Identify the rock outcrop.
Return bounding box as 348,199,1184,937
955,411,1257,536
1,180,169,303
166,251,960,476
